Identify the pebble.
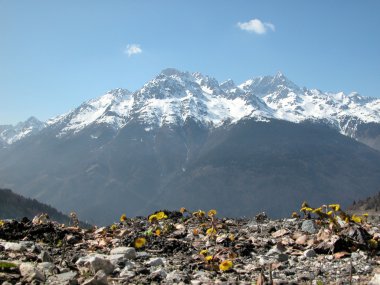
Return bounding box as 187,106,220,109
0,212,378,284
19,262,45,282
301,220,318,234
109,246,136,259
146,257,165,267
303,249,317,258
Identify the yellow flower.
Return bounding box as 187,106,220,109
0,220,4,227
193,228,199,235
300,207,313,212
156,211,168,220
206,227,217,236
363,213,369,217
193,210,205,218
351,215,362,223
200,249,208,256
228,233,235,241
120,214,127,222
148,214,158,223
329,204,340,212
219,260,233,271
179,207,186,214
291,212,300,218
110,224,117,231
134,237,147,249
369,239,378,249
312,207,322,214
155,229,161,236
208,209,217,217
205,255,213,262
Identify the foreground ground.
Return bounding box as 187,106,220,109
1,208,380,284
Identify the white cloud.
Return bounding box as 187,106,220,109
237,19,275,35
124,44,142,57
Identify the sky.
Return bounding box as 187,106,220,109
1,0,380,124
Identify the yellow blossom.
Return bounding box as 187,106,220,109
312,207,322,213
291,212,300,218
200,249,208,256
208,209,217,217
369,239,378,249
363,213,369,217
148,214,158,223
193,228,199,235
219,260,233,271
110,224,117,231
193,210,205,218
206,227,217,236
156,211,168,220
120,214,127,222
0,220,4,227
300,207,313,212
228,233,235,241
329,204,340,212
155,229,161,236
327,211,333,216
205,255,213,262
134,237,147,249
351,215,362,224
179,207,186,214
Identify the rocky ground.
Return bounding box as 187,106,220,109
1,209,380,285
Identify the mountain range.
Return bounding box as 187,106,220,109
1,68,380,224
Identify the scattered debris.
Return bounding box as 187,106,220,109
0,206,379,284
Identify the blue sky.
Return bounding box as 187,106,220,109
1,0,379,124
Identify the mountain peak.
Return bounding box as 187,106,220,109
160,68,186,77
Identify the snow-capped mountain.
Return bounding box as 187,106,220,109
2,69,380,224
2,68,380,149
0,116,45,145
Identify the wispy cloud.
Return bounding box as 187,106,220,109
124,44,142,57
237,18,275,35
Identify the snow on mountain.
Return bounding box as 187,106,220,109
2,69,380,144
239,73,380,137
0,117,45,145
47,88,133,136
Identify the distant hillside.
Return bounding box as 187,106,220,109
348,191,380,223
0,188,76,225
349,191,380,212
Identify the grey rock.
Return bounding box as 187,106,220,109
277,253,289,262
19,262,45,282
166,270,186,282
146,257,165,267
3,242,26,252
76,254,114,275
119,268,136,278
87,256,114,275
303,249,317,258
110,246,136,259
82,270,108,285
301,220,318,234
47,271,78,285
107,254,126,267
369,273,380,285
38,251,54,262
267,243,286,255
151,268,167,278
75,254,115,274
36,262,56,276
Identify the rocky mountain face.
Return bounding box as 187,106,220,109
0,117,45,146
1,69,380,224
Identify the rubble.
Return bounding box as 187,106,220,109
0,210,380,284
